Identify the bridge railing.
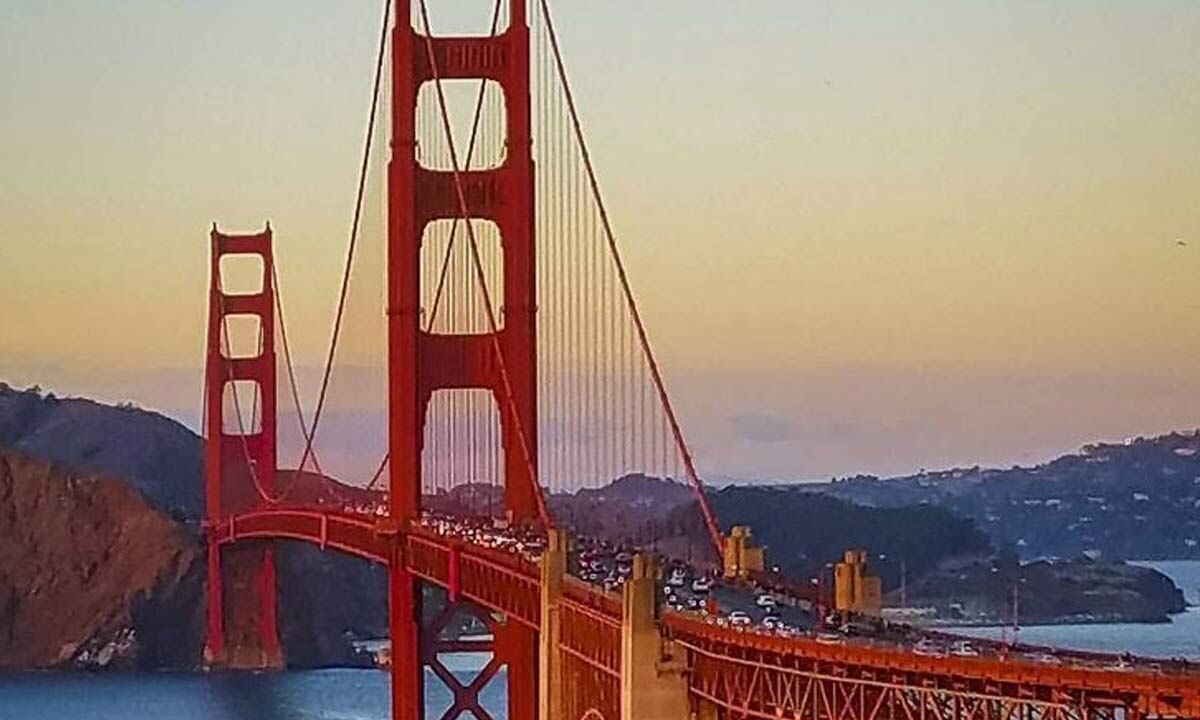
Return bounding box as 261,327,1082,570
663,611,1200,718
212,506,1200,718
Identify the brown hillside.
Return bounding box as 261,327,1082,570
0,447,202,669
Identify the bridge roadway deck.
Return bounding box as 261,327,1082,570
214,507,1200,718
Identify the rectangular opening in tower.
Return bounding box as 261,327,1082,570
220,314,263,360
416,79,507,172
218,253,265,296
410,0,510,37
421,389,503,516
420,218,505,335
221,379,263,435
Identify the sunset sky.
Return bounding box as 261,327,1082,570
3,1,1199,483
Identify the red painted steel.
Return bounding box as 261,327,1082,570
203,225,281,667
201,4,1200,718
388,0,540,527
560,579,621,720
423,602,504,720
387,0,542,716
664,612,1200,720
217,505,1200,719
214,510,541,624
214,508,390,563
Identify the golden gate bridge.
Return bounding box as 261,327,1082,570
199,1,1200,718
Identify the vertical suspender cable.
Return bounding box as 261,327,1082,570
417,0,552,529
537,0,723,556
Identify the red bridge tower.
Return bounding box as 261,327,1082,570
387,1,541,719
203,225,283,668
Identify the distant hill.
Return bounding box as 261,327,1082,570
544,475,995,586
0,382,386,669
550,473,697,545
571,473,695,506
660,485,1184,624
3,380,1190,638
810,431,1200,561
0,383,382,519
0,383,201,518
668,486,995,589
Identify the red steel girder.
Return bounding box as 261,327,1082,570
213,509,1200,719
203,225,280,668
666,612,1199,719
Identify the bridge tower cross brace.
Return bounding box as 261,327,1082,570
203,225,283,669
387,1,539,719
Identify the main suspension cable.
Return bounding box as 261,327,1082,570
273,262,328,483
288,0,392,486
536,0,723,556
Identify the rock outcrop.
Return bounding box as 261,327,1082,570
0,447,203,669
0,384,390,670
0,383,201,519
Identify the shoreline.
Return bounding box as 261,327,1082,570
910,601,1198,630
916,614,1179,629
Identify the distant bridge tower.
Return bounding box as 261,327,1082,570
386,1,540,719
203,224,283,669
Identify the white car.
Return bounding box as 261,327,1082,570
691,577,713,594
728,611,752,626
914,639,944,657
950,640,980,657
755,594,777,608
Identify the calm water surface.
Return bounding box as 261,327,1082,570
0,666,504,720
2,561,1197,718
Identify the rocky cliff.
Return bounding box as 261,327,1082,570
0,385,386,670
0,383,201,518
0,447,203,669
